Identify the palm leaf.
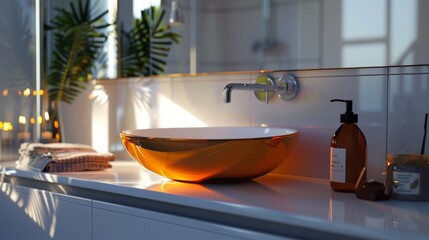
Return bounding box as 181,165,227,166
46,0,110,104
119,6,181,77
48,24,90,104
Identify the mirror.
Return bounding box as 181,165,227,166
45,0,429,78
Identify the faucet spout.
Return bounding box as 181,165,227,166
223,83,275,103
223,74,299,103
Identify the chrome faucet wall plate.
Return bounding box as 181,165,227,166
254,74,299,103
223,73,299,103
277,74,299,101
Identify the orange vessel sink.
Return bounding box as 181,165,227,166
120,127,299,182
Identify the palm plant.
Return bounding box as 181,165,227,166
119,6,180,77
44,0,110,142
46,0,110,104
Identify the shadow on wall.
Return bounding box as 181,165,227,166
415,0,429,64
388,72,429,154
323,0,429,68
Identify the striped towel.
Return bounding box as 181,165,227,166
17,142,115,172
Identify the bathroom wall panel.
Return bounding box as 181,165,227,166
388,67,429,155
250,68,388,180
63,77,174,159
60,66,429,183
169,73,252,127
61,85,93,146
63,74,253,159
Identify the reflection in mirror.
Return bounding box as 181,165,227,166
0,0,37,160
119,5,181,77
43,0,112,143
43,0,429,77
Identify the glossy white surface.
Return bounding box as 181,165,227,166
388,67,429,154
122,127,298,140
252,68,388,181
0,183,92,240
62,67,389,181
1,160,428,240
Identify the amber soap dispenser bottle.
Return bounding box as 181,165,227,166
330,99,367,192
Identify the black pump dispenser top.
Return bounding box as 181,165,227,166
331,99,358,123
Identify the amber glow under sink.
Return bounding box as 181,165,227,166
120,127,299,182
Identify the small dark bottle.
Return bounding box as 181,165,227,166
330,99,367,192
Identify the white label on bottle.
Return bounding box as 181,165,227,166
330,147,346,182
392,171,420,195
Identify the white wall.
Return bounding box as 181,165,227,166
61,65,429,182
388,66,429,154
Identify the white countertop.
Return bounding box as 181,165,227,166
1,160,428,240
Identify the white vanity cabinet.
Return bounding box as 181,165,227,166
1,162,428,240
0,182,289,240
0,182,92,240
92,201,289,240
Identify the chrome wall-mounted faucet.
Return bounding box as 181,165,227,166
223,74,299,103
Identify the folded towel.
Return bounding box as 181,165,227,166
19,142,97,155
17,142,115,172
